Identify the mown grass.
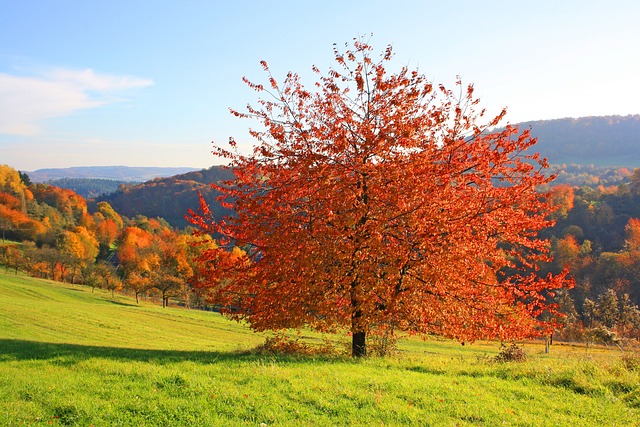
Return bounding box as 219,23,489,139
1,271,639,426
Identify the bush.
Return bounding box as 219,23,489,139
368,326,399,357
495,342,527,363
621,352,640,372
586,326,620,347
253,334,337,356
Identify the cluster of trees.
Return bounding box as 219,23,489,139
551,164,633,188
4,149,640,351
544,181,640,343
0,164,228,308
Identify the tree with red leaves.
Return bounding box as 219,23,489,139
190,39,571,357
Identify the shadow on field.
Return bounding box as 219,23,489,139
0,339,262,364
0,339,342,365
106,299,139,307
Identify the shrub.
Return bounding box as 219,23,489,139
621,352,640,372
586,326,620,347
495,342,527,363
253,334,337,356
368,325,399,357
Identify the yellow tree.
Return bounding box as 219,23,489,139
150,230,193,308
118,226,154,303
548,184,575,220
0,165,25,195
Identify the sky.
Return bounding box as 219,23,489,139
1,0,639,171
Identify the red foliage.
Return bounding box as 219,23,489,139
31,184,87,220
0,192,20,209
548,184,575,219
189,39,572,356
95,219,119,246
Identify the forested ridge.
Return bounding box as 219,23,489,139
48,163,634,223
42,116,640,209
93,166,233,228
518,115,640,166
37,116,640,229
28,165,199,183
0,164,238,309
46,178,133,199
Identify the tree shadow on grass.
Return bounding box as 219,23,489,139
0,339,344,365
105,299,139,307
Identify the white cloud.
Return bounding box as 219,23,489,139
46,68,153,92
0,68,153,136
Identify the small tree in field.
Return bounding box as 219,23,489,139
190,39,571,357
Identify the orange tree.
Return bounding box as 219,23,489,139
190,39,571,357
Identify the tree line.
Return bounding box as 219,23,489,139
540,177,640,344
0,164,235,309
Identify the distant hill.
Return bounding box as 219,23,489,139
27,166,200,183
517,115,640,167
93,166,234,228
46,178,134,199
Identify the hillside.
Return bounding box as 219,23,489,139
518,115,640,167
45,178,133,199
1,272,639,426
18,115,640,229
0,271,261,350
93,165,234,228
91,116,640,228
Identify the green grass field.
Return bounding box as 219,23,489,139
1,270,639,426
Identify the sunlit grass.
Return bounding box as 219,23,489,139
1,271,639,426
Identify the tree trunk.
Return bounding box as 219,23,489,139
350,283,367,357
351,297,366,357
352,331,366,357
350,276,367,357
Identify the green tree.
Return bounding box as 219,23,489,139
0,244,23,274
79,264,102,292
596,289,619,328
583,298,596,328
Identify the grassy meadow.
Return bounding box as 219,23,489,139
1,270,639,426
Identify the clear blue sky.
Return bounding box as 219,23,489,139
2,0,639,171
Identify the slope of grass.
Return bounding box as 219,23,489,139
1,271,639,426
0,272,261,352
